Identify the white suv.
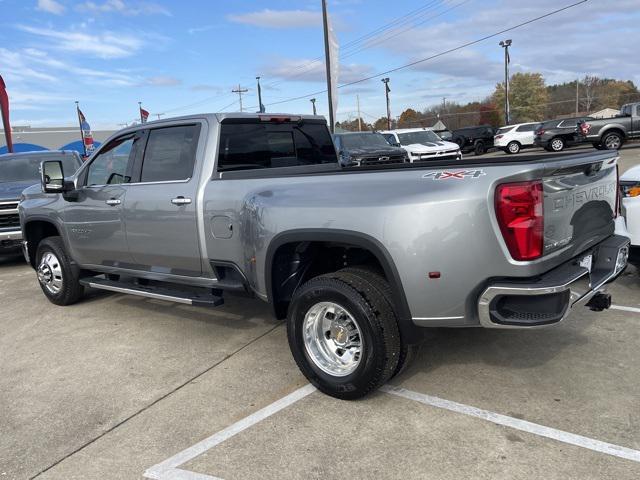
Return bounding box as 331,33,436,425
494,122,539,154
380,128,462,162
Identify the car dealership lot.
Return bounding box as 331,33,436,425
2,145,640,480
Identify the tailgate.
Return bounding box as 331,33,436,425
543,155,617,256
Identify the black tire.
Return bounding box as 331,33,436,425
549,137,565,152
287,269,402,399
506,141,521,154
454,136,465,148
35,236,84,306
593,142,606,150
339,266,420,379
602,131,623,150
474,141,486,156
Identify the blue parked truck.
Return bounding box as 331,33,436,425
0,150,81,257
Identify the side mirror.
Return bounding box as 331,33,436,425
41,160,65,193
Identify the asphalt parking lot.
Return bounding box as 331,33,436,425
2,144,640,480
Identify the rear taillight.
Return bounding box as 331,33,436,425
495,134,504,140
579,122,591,135
535,129,545,136
495,181,544,261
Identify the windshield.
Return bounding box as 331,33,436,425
340,133,393,149
0,154,80,183
397,130,442,145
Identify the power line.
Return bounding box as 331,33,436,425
263,0,458,89
160,1,468,116
246,0,588,111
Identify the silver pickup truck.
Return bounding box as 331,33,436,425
19,113,630,399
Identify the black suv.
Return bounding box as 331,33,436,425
333,132,407,167
451,125,495,155
534,117,592,152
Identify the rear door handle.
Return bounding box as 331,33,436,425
171,196,192,206
105,198,121,206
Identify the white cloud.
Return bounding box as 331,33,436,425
17,25,144,58
227,9,321,29
146,76,181,86
36,0,65,15
77,0,171,16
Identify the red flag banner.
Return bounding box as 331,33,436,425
77,107,95,156
140,106,149,123
0,74,13,153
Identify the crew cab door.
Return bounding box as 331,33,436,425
64,132,140,267
122,123,203,276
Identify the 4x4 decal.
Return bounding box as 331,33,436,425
423,170,486,180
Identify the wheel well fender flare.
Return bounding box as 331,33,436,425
23,218,65,268
265,229,417,339
600,126,626,140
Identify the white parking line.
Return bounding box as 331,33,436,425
611,305,640,314
143,384,316,480
145,383,640,479
381,385,640,464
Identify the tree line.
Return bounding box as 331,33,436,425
336,74,640,132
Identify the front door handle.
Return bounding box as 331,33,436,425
171,196,192,206
105,198,121,206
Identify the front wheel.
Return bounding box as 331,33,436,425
287,270,402,399
36,237,84,306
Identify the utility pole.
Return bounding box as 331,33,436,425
232,84,248,112
321,0,335,133
310,98,317,115
356,95,362,131
499,39,512,124
442,97,446,111
156,113,164,120
256,76,265,113
575,78,579,116
382,77,391,130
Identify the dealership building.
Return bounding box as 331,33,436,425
0,125,116,155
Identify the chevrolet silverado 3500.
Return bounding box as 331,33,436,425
20,113,630,399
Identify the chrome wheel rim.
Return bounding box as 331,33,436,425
37,252,63,294
605,134,621,149
302,301,363,377
551,139,563,151
508,142,519,153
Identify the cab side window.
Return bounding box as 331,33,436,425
140,124,201,182
86,135,136,186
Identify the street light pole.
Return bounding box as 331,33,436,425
499,39,512,125
321,0,335,133
310,98,317,115
256,76,265,113
382,78,391,130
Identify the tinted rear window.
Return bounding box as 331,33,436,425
217,122,336,171
496,127,515,135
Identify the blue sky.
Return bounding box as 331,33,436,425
1,0,639,129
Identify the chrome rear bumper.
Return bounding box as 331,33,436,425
478,235,630,329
